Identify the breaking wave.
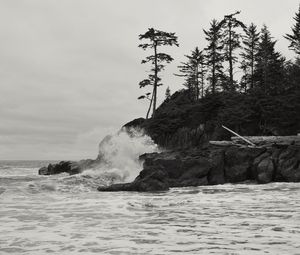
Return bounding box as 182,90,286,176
81,128,159,184
1,128,158,194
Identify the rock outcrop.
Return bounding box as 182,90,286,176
38,159,97,176
97,138,300,192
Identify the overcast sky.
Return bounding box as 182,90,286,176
0,0,298,160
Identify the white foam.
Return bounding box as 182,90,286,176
82,128,159,183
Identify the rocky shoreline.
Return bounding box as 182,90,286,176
97,136,300,192
38,135,300,192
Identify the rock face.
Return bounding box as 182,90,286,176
97,143,300,192
38,159,97,176
224,146,265,183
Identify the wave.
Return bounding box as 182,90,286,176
0,129,159,195
80,128,159,183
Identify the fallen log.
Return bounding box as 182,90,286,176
231,136,300,146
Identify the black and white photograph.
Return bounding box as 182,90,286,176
0,0,299,254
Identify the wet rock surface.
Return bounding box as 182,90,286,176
98,142,300,192
38,159,97,176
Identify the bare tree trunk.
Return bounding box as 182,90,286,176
152,42,158,117
228,22,234,89
196,65,199,100
146,90,154,119
251,45,254,90
212,61,216,94
201,69,204,98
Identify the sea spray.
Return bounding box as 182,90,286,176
13,128,159,194
82,128,159,184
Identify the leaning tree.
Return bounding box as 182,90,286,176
219,11,246,91
138,28,178,118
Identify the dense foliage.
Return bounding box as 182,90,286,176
134,6,300,145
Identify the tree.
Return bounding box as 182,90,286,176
138,28,179,118
285,4,300,55
240,23,260,91
175,47,207,100
204,20,224,94
219,11,246,90
138,88,154,120
165,86,171,101
284,58,300,91
253,25,285,95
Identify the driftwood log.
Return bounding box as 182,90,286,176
231,136,300,146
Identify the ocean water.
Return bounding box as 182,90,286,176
0,131,299,254
1,161,300,255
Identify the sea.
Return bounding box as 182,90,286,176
0,131,299,255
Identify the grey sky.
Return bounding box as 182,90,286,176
0,0,298,160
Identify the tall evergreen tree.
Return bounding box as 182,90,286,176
175,47,207,100
203,20,224,94
240,23,260,91
138,28,179,118
219,11,246,90
254,25,285,95
285,4,300,55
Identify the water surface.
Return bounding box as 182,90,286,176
0,160,299,254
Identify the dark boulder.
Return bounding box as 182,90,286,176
224,146,265,183
38,161,81,175
275,145,300,182
251,151,275,184
141,149,211,188
38,167,48,175
257,155,274,184
97,170,169,192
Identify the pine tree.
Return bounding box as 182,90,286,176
203,20,224,94
175,47,207,100
254,25,285,95
138,28,179,118
219,11,246,90
240,23,260,91
285,4,300,55
284,58,300,91
165,86,171,101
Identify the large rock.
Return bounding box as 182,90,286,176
141,149,211,188
97,170,169,192
224,146,265,183
256,155,274,184
275,145,300,182
38,159,99,176
98,149,212,192
251,152,274,184
38,161,81,175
